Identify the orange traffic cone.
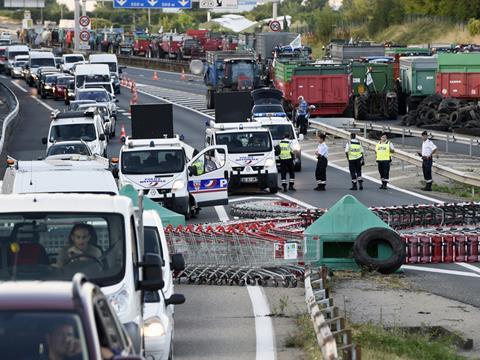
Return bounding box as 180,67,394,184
120,123,127,143
180,68,186,81
153,71,158,80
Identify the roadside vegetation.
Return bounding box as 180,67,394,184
431,181,480,202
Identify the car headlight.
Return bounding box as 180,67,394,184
265,158,275,167
172,180,185,190
108,286,130,318
144,317,166,338
44,85,51,89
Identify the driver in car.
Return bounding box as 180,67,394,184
56,224,102,267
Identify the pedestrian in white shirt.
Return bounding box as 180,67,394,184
314,133,328,191
417,130,437,191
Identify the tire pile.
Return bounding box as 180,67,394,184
401,94,480,136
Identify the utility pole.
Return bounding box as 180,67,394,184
82,0,87,16
272,0,279,20
148,8,151,27
74,0,80,51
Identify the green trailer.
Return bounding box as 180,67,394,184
385,47,432,56
437,53,480,73
351,62,398,120
399,56,437,112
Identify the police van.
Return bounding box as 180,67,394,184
116,104,229,219
251,88,302,171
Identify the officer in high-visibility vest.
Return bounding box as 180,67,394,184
191,149,204,175
279,133,297,192
375,132,395,190
345,132,364,190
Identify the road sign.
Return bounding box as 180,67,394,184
4,0,44,7
79,15,90,28
79,30,90,42
269,20,281,32
200,0,237,8
113,0,191,9
79,43,90,50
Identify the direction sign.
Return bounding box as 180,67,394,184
79,15,90,27
113,0,191,8
200,0,237,8
79,30,90,42
269,20,281,32
4,0,44,8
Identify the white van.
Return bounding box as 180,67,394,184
11,54,29,79
42,109,108,157
75,63,113,94
26,51,56,86
5,45,29,76
0,193,173,353
62,53,85,72
89,53,120,77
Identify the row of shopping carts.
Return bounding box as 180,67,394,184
165,219,306,287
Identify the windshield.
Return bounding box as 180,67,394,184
51,124,97,142
0,312,88,360
79,105,109,117
253,104,285,115
216,131,272,153
0,213,125,285
45,74,58,83
8,51,29,60
230,62,254,82
47,143,91,156
14,60,27,67
264,124,295,141
31,58,55,68
65,55,84,63
144,226,164,260
84,83,113,93
76,74,110,88
91,61,117,73
122,149,185,175
77,90,109,102
56,76,73,85
0,49,5,56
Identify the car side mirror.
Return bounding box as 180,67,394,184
171,253,185,271
139,253,164,291
42,137,47,144
188,165,197,177
298,134,304,141
165,293,186,306
99,134,106,141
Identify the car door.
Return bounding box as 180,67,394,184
187,145,229,207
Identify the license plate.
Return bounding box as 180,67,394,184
241,177,258,183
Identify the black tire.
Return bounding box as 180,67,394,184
386,97,398,120
184,200,192,220
353,227,406,274
354,96,368,120
269,186,278,194
206,89,215,109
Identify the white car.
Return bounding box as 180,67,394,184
43,109,108,157
143,210,185,360
76,102,116,138
61,53,85,72
75,87,118,120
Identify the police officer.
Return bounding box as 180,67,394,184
191,149,204,175
418,130,437,191
279,132,297,192
375,132,395,190
314,133,328,191
345,132,364,190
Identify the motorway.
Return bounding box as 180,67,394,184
3,65,480,358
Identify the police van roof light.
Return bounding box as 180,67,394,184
150,141,155,147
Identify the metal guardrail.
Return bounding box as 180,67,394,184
352,120,480,156
117,55,190,73
0,81,19,156
310,119,480,188
305,267,360,359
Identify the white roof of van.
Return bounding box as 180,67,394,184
7,45,29,51
29,51,55,58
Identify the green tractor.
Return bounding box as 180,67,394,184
352,62,399,120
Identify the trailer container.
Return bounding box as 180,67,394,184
437,53,480,73
255,32,298,60
330,43,385,62
400,56,437,111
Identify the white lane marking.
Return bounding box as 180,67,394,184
9,80,28,93
230,196,279,203
275,192,316,209
402,264,480,277
301,152,443,204
214,205,229,222
246,286,276,360
30,95,55,111
124,65,202,79
458,263,480,274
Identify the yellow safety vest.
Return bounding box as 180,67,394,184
193,160,204,175
348,142,362,160
376,141,391,161
279,140,292,160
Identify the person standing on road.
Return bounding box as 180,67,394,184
314,133,328,191
376,132,395,190
418,130,437,191
345,132,364,191
296,96,308,132
278,132,297,192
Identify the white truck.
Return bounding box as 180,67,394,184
74,63,114,95
25,51,56,86
205,121,278,193
89,53,120,77
0,192,185,354
4,45,29,76
116,103,229,218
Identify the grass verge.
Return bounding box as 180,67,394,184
431,181,480,202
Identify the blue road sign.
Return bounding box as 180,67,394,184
113,0,191,9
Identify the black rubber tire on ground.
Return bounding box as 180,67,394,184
206,89,215,109
386,97,398,120
269,186,278,194
354,96,368,120
353,227,406,274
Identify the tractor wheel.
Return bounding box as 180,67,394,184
386,97,399,120
206,90,215,109
354,96,368,120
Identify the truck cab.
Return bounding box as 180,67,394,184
205,121,278,193
117,136,228,219
74,63,114,95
